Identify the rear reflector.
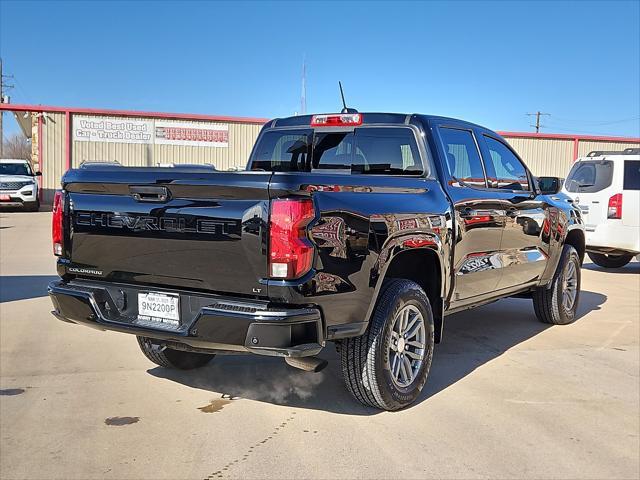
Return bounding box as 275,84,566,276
52,190,64,256
607,193,622,219
310,113,362,127
269,198,315,279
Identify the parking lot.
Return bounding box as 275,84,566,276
0,211,638,480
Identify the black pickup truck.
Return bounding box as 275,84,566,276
48,112,585,410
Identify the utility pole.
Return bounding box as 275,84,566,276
0,58,3,158
526,111,550,133
0,58,15,158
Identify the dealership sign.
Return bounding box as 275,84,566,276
155,120,228,147
73,116,229,147
73,117,153,144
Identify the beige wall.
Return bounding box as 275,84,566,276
40,112,67,203
503,137,575,177
504,136,640,178
576,140,638,158
38,112,264,203
71,116,263,171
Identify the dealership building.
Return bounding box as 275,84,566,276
1,103,639,204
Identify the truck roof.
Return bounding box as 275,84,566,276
0,158,30,164
269,112,490,132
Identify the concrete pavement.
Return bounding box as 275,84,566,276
1,211,638,479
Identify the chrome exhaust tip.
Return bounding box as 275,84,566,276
284,356,328,373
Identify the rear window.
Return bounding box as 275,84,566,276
623,160,640,190
565,160,613,193
250,127,424,175
250,129,312,172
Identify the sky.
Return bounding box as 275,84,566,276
1,0,639,139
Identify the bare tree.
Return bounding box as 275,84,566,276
2,134,32,161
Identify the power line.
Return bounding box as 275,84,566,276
546,116,640,127
539,124,640,137
12,77,34,105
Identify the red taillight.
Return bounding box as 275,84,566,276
310,113,362,127
269,198,315,279
607,193,622,219
52,190,64,256
463,215,492,226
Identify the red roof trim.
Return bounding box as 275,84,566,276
0,103,269,125
498,131,640,143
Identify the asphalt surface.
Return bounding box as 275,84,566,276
1,211,639,480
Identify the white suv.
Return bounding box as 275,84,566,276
0,159,41,212
563,149,639,268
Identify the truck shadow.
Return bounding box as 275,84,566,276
0,275,59,303
582,261,639,275
148,290,606,415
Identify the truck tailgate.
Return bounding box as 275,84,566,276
63,168,271,296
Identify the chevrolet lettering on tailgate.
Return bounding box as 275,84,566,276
75,212,239,236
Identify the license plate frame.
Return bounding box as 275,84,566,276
137,291,180,328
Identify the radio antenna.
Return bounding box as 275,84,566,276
338,81,358,114
339,81,348,113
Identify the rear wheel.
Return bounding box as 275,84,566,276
339,279,435,411
533,245,581,325
587,252,633,269
137,336,214,370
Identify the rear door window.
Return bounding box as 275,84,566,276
623,160,640,190
565,160,614,193
438,127,486,188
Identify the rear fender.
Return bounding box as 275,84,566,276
364,220,449,341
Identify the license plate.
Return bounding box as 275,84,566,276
137,292,180,327
0,195,10,201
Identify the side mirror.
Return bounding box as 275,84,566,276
35,171,42,176
537,176,562,195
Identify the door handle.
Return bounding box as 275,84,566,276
130,186,169,202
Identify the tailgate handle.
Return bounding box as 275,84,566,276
130,186,169,202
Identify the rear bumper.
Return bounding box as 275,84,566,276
585,222,640,255
48,280,324,357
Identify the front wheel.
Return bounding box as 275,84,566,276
137,336,214,370
587,252,633,269
533,245,581,325
339,279,435,411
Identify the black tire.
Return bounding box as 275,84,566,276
533,245,581,325
136,336,214,369
587,252,633,269
339,279,435,411
25,200,39,212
